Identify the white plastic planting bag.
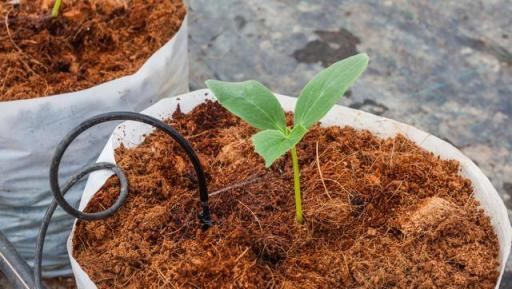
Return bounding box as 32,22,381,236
69,90,511,289
0,17,188,276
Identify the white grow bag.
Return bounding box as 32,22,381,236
69,89,511,288
0,16,189,276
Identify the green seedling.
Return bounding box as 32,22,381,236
51,0,62,17
206,53,369,224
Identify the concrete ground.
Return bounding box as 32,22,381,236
2,0,511,288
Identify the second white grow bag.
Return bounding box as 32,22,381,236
0,16,189,276
69,89,512,289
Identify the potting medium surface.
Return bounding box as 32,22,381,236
186,0,512,286
72,101,499,288
0,0,186,101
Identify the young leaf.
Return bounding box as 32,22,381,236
294,53,369,129
252,125,307,167
206,80,287,132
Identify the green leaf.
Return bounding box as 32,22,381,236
252,125,307,167
206,80,287,132
294,53,369,129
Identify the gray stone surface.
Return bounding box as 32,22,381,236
187,0,512,287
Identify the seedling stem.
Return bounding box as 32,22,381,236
51,0,62,17
291,146,303,223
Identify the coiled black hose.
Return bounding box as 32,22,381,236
34,112,212,289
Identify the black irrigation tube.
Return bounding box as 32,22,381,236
0,230,41,289
32,112,212,289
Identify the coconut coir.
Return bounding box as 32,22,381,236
0,0,186,101
73,101,499,289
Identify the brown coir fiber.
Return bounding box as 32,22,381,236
0,0,186,101
73,101,499,289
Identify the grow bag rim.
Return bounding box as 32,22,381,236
69,89,512,289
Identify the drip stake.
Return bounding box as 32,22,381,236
33,112,212,289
